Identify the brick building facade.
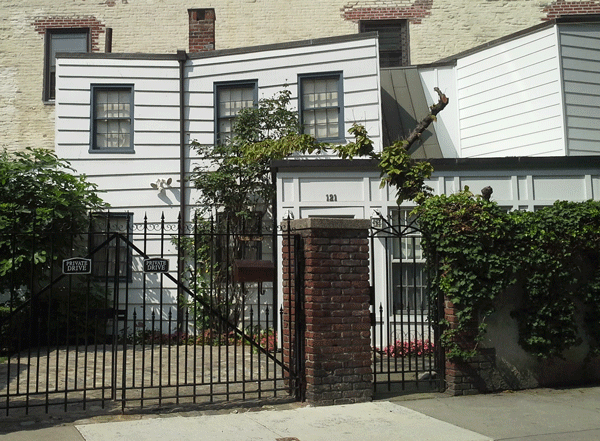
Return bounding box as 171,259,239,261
2,0,600,152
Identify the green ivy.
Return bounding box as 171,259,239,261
416,192,600,361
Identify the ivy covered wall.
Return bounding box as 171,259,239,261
416,190,600,392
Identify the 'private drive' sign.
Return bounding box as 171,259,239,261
62,257,92,275
143,258,169,273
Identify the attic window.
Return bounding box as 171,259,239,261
44,29,89,101
360,20,409,67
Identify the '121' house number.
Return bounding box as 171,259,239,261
326,194,337,202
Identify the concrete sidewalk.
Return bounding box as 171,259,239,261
2,386,599,441
398,386,600,441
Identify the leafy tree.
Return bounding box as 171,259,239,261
188,87,447,329
0,148,106,288
188,89,317,328
192,89,321,223
0,148,106,346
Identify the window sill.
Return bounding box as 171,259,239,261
89,149,136,154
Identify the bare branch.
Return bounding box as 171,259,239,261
405,87,449,153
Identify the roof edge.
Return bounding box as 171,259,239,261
272,156,600,173
434,15,600,64
57,32,379,61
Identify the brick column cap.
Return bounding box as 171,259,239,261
282,218,371,231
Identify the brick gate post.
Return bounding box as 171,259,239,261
282,218,373,405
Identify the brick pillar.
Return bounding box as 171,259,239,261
282,218,373,406
443,297,489,396
188,8,215,52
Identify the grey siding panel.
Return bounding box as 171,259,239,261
560,24,600,155
380,68,442,159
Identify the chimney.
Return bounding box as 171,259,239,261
188,8,215,52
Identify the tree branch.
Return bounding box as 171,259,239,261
405,87,449,153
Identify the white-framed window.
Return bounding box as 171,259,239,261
391,208,427,313
360,20,409,67
215,81,258,145
44,29,89,101
299,73,344,142
91,212,133,282
90,85,134,153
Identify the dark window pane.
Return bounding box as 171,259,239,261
360,21,409,67
45,30,88,100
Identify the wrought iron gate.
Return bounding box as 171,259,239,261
370,210,443,394
0,213,304,416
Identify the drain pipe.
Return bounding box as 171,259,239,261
176,49,187,331
177,50,188,224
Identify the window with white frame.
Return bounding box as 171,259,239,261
90,213,133,282
44,29,89,101
215,81,257,145
299,73,343,142
90,85,134,152
391,208,427,313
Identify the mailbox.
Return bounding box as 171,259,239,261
233,260,275,283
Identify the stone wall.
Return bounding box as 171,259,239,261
444,287,600,396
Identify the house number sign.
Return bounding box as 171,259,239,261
62,257,92,275
326,194,338,202
143,258,169,273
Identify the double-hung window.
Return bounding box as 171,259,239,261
299,73,343,142
90,85,134,153
360,21,409,67
391,209,427,313
215,81,257,145
91,213,133,282
44,29,89,101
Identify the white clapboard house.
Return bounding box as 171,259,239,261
54,33,383,333
55,16,600,342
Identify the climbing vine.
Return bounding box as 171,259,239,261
415,190,600,361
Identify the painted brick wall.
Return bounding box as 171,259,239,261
2,0,600,152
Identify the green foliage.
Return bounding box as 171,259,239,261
189,91,311,326
511,201,600,358
0,149,108,351
192,89,324,221
416,188,516,360
417,192,600,361
333,124,434,204
377,140,433,204
0,148,106,289
189,89,437,327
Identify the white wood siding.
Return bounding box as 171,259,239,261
186,37,382,153
55,57,184,221
419,65,459,158
456,27,565,158
55,36,381,320
559,24,600,156
55,36,382,223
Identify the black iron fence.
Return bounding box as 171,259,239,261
370,210,443,394
0,213,304,415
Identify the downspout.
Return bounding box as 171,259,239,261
177,50,188,223
270,165,278,334
176,49,187,330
